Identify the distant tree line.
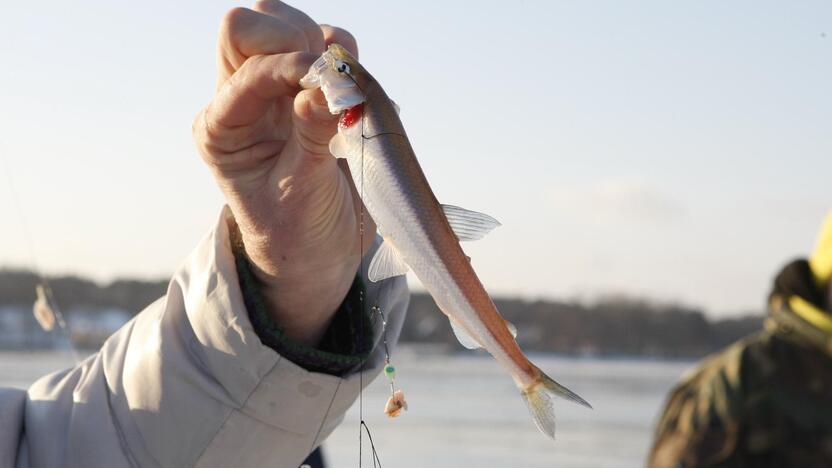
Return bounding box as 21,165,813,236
0,269,763,357
0,269,168,316
402,294,763,358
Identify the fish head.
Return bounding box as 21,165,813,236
325,43,361,70
300,43,367,114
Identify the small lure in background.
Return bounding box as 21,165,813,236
33,283,56,331
31,282,78,363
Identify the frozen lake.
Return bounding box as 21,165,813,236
0,349,694,467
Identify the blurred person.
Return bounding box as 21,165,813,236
648,213,832,467
0,2,409,467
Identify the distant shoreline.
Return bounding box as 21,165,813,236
0,268,763,359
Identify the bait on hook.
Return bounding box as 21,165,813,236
2,143,78,363
373,305,407,418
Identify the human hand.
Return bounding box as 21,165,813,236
193,0,374,346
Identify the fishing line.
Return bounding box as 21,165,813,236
356,100,390,468
343,68,401,467
361,132,406,141
303,379,342,467
358,104,368,468
0,143,79,363
360,420,383,468
342,72,404,142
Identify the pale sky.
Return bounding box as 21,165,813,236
1,1,829,316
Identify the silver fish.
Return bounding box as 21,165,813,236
300,44,591,440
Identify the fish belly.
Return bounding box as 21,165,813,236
344,134,531,384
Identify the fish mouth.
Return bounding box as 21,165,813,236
299,54,330,87
300,43,356,85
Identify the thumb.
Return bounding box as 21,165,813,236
292,88,339,158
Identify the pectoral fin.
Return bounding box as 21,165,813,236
441,204,501,242
368,240,409,282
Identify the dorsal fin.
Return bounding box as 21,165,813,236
441,204,501,242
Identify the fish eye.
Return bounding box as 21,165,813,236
335,60,350,74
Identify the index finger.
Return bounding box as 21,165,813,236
217,7,309,88
253,0,326,54
208,52,315,129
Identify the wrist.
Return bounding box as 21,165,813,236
227,193,362,346
252,254,359,345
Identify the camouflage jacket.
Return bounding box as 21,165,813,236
648,260,832,468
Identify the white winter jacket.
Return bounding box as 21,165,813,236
0,208,409,468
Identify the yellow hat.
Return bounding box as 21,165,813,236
809,211,832,289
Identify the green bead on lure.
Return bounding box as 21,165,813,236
383,364,396,379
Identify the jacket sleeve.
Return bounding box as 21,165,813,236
647,343,746,468
20,207,409,468
0,388,26,468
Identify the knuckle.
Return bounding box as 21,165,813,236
270,52,313,89
191,109,204,137
281,50,311,70
196,99,261,159
239,54,271,89
285,24,310,52
265,22,310,53
220,7,255,40
304,24,326,52
252,0,279,12
232,54,260,83
192,106,221,158
240,53,264,71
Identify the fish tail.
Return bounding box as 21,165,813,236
520,364,592,440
